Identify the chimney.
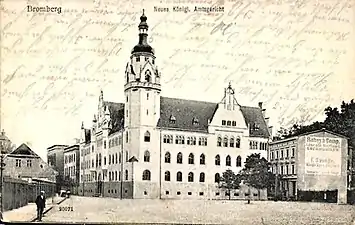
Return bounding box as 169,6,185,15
268,126,273,138
258,102,263,109
265,117,269,127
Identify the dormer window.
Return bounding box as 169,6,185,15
136,56,140,62
253,123,260,130
170,115,176,124
145,57,148,61
152,59,155,64
192,117,199,125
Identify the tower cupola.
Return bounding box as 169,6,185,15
131,9,154,55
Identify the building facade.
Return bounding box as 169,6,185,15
268,129,348,204
78,12,272,200
64,145,80,194
4,143,58,182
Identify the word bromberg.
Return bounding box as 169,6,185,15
27,5,62,14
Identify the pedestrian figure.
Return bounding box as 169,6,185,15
35,191,46,221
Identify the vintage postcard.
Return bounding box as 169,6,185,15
0,0,354,224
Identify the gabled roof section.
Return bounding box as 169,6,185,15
240,106,270,138
10,143,40,157
104,101,125,135
157,97,217,133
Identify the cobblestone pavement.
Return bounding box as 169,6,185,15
42,196,355,225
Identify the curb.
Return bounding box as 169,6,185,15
30,197,68,222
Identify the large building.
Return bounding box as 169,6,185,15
64,145,80,194
78,12,272,200
268,129,349,204
4,143,58,182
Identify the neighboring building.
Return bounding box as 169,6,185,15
64,145,80,194
4,143,58,182
47,145,68,175
0,129,15,153
78,11,272,200
268,129,348,204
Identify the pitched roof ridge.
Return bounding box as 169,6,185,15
161,96,216,105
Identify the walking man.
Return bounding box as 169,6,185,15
35,191,46,221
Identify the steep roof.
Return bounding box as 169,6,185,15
157,97,218,133
157,97,270,138
104,101,125,135
10,143,40,157
240,106,270,138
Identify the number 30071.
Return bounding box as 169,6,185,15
59,206,74,211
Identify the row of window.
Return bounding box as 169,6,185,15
270,147,295,160
81,170,129,182
271,164,296,175
142,170,224,183
249,141,268,150
160,152,243,167
144,191,258,197
163,135,208,146
221,120,238,126
217,136,241,148
15,159,32,167
81,151,130,169
64,166,76,177
64,154,76,164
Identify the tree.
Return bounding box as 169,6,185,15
218,169,241,200
239,153,274,202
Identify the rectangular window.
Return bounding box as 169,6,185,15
166,191,169,195
292,147,295,157
188,192,192,195
136,57,140,62
222,120,226,125
292,165,295,174
199,192,204,196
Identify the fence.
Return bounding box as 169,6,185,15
3,177,56,211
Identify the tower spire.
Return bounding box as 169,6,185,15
131,9,154,54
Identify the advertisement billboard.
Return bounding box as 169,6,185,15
304,136,341,176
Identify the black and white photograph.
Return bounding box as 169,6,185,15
0,0,354,224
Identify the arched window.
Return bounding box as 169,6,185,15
165,152,171,163
165,171,170,181
188,172,194,182
215,155,220,165
126,151,129,162
144,150,150,162
177,152,183,164
145,70,151,82
236,156,242,167
125,170,128,180
217,136,222,147
144,131,150,142
109,155,111,165
223,136,228,147
115,153,118,164
177,171,182,182
230,137,235,147
199,172,205,182
226,155,231,166
236,137,241,148
200,154,205,165
188,153,194,164
142,170,151,180
215,173,220,183
126,73,129,83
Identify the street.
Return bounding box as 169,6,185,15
42,196,355,224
